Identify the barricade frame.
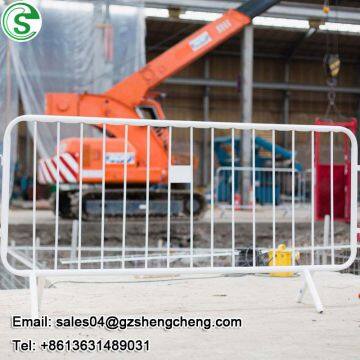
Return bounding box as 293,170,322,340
1,115,359,316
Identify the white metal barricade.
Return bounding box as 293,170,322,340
1,115,358,317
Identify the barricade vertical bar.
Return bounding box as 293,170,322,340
291,130,295,265
122,125,128,269
231,128,235,267
261,171,264,205
77,123,84,269
100,124,106,270
71,220,78,269
330,132,334,265
272,130,276,264
210,127,214,267
311,131,315,265
54,122,60,270
30,274,39,318
190,127,194,267
252,129,256,266
323,215,330,264
32,121,37,270
145,126,150,268
167,126,172,268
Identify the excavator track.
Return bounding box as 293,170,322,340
53,187,207,221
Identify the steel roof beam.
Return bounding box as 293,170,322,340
165,77,360,94
144,0,360,24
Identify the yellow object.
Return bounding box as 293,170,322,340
329,58,341,78
269,244,298,277
323,5,330,14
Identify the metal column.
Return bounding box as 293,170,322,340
283,62,290,147
241,25,254,205
202,58,210,186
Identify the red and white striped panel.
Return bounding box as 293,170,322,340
38,153,78,184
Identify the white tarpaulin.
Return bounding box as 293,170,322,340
9,0,145,157
0,32,19,193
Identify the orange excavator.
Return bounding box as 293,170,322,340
39,0,281,219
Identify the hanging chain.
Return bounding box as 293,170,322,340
325,77,340,119
323,0,345,120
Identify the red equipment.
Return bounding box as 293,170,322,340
315,118,357,223
40,0,281,219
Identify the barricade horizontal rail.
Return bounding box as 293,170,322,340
1,115,358,316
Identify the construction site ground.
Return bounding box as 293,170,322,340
5,206,352,253
0,271,359,359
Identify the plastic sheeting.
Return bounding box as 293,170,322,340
10,0,145,157
0,32,19,194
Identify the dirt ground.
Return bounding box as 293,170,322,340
0,271,359,359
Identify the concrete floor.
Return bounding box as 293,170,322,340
0,271,359,359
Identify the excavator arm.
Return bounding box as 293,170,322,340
46,0,281,130
106,0,281,107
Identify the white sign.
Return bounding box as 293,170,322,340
189,31,212,51
105,152,135,164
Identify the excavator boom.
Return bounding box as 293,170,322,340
106,0,280,107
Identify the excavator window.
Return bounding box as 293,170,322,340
137,106,159,120
137,106,167,144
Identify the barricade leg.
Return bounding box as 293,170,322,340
296,273,307,303
297,270,324,313
30,274,45,318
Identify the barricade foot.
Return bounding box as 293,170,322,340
29,274,45,318
297,270,324,313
